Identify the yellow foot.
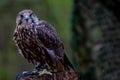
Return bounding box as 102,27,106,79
39,69,52,76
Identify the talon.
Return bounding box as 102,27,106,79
31,69,39,74
39,69,52,76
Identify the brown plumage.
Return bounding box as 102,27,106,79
13,10,73,72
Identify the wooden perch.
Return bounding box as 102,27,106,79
17,71,80,80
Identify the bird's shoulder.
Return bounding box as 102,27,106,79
36,20,57,33
34,20,63,49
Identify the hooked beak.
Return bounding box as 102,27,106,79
24,15,30,21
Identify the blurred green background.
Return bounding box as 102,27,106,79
1,0,119,80
0,0,73,80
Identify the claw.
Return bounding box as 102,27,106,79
32,63,52,76
32,69,39,74
39,69,52,76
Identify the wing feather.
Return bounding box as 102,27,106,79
35,20,64,57
35,20,74,70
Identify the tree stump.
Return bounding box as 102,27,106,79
17,71,80,80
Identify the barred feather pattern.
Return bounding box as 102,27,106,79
13,10,73,72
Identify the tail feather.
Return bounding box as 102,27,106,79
64,54,74,70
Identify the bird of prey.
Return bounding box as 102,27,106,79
13,10,74,74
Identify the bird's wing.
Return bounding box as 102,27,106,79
35,20,64,57
35,20,74,70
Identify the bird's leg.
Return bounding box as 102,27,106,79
35,62,41,71
39,64,52,76
32,63,52,76
32,62,41,74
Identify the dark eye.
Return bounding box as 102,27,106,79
29,13,33,17
20,15,23,18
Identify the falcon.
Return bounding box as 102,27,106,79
13,10,73,74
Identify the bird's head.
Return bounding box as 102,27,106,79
16,9,39,25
